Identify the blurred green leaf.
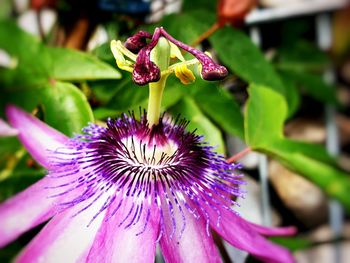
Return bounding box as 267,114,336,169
281,70,338,105
170,97,225,154
90,79,122,105
0,82,94,136
0,140,45,202
245,84,288,148
161,76,185,110
93,107,120,120
0,137,21,156
47,47,121,81
41,81,94,135
106,79,149,113
0,88,45,118
272,139,337,166
192,81,244,139
269,140,350,213
210,26,285,95
0,20,51,88
0,0,12,20
182,0,216,12
244,83,349,211
0,170,44,202
270,237,312,252
0,137,23,183
159,10,215,45
0,19,120,95
279,72,301,117
92,42,115,65
275,41,329,73
280,19,313,46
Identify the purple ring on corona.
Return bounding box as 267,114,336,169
47,112,244,241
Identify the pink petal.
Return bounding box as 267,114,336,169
15,192,110,263
247,222,297,237
0,119,18,136
0,173,81,248
0,177,54,248
86,195,159,263
6,104,68,168
159,199,222,263
208,207,296,263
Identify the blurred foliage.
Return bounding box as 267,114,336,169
0,1,350,259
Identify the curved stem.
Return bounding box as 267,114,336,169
226,147,251,163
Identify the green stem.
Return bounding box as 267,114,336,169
147,77,167,127
147,37,170,127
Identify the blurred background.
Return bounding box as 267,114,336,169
1,0,350,262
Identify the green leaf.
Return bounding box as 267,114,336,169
0,82,94,136
0,20,51,88
158,10,215,45
0,138,45,202
275,40,329,73
279,71,301,117
0,20,121,89
0,169,44,202
0,137,21,156
0,0,12,20
280,19,313,46
192,81,244,139
0,137,23,182
90,79,122,105
92,42,115,65
271,139,337,166
269,140,350,213
281,70,338,105
210,26,285,95
270,237,312,252
93,107,120,120
47,47,121,81
106,79,149,113
170,97,225,154
245,84,288,148
41,81,94,135
161,76,185,110
182,0,216,12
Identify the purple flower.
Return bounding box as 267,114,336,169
0,105,296,263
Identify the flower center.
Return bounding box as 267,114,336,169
47,113,243,239
122,136,178,169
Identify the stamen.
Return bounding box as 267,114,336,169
114,40,137,61
110,40,134,72
174,64,196,85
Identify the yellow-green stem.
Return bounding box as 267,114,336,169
147,37,170,127
147,77,167,127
